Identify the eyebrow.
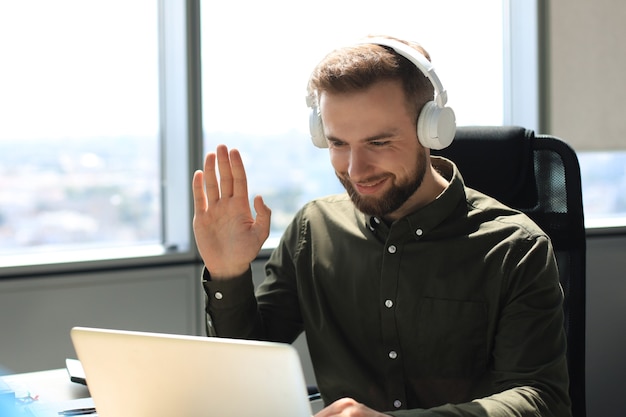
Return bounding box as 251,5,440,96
326,128,401,144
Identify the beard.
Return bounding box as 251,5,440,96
336,148,427,217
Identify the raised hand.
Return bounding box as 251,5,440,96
192,145,271,279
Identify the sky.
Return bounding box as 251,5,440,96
200,0,504,134
0,0,503,140
0,0,159,140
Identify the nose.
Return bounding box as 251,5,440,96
347,146,374,181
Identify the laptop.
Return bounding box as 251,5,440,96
70,326,313,417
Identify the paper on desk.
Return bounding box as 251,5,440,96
25,397,95,417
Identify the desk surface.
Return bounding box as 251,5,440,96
1,368,90,403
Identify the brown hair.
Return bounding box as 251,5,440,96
306,35,435,121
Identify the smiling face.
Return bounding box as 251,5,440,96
321,78,438,221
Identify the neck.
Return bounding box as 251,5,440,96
383,163,449,222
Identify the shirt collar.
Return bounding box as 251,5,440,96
365,156,467,240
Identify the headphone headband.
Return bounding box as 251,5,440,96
356,37,449,108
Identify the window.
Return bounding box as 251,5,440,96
200,0,505,245
578,151,626,229
1,0,620,273
0,0,166,268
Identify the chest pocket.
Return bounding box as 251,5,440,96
414,297,488,377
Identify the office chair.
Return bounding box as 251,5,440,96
433,125,587,417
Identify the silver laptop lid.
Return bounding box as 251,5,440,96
70,327,313,417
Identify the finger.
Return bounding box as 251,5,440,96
192,169,207,213
229,148,250,199
203,152,219,204
216,144,234,198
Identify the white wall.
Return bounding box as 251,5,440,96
0,264,204,373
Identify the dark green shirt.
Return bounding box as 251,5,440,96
203,157,572,417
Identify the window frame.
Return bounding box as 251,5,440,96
504,0,540,131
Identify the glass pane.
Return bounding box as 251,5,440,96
200,0,504,244
0,0,161,257
578,151,626,228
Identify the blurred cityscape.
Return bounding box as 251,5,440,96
578,150,626,227
0,136,161,252
0,132,344,254
0,134,624,256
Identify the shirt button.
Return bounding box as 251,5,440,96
393,400,402,408
384,299,393,308
415,228,423,236
388,350,398,359
214,291,223,300
387,245,397,254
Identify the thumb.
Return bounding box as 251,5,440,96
253,195,272,238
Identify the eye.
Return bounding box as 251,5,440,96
370,140,390,147
328,138,346,148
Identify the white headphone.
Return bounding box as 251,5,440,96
307,37,456,150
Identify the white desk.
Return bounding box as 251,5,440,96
2,369,92,416
2,368,90,403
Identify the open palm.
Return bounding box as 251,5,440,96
192,145,271,279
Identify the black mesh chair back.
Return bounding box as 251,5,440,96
432,125,586,417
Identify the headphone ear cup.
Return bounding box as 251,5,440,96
309,106,328,148
416,101,456,150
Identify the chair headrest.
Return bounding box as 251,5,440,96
432,126,537,208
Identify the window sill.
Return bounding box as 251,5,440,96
585,218,626,237
0,243,197,279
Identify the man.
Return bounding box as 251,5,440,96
192,36,572,417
